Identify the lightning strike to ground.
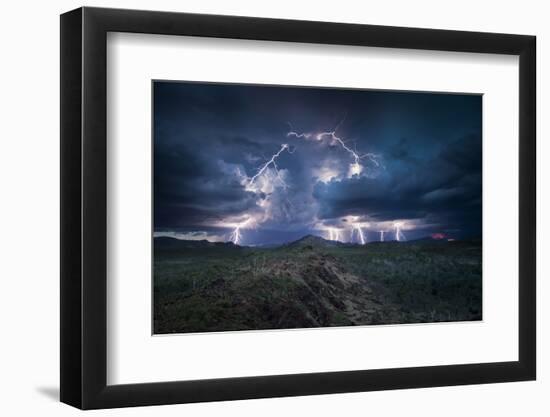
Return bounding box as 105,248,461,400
229,219,250,245
354,226,366,245
394,222,406,242
328,228,342,242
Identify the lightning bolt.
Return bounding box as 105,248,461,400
328,228,342,242
229,219,250,245
287,123,313,140
379,230,385,242
394,222,406,242
354,226,366,245
286,119,380,177
227,144,294,244
248,144,291,189
318,130,379,174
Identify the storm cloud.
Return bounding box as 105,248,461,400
154,81,482,244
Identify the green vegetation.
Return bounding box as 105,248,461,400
153,236,482,334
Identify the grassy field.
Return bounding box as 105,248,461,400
153,236,482,334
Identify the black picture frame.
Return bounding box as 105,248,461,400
60,6,536,410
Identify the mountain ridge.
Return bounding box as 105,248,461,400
153,233,471,249
285,234,343,248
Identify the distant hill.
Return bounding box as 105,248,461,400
154,236,238,250
285,234,344,249
404,236,448,244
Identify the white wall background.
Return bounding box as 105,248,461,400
0,0,546,415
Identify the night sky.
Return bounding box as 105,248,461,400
153,81,482,246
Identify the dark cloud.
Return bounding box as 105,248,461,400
313,133,481,234
154,141,259,228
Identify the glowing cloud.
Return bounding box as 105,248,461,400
287,119,380,178
327,228,342,242
247,143,293,191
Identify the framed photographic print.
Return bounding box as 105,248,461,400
60,7,536,409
